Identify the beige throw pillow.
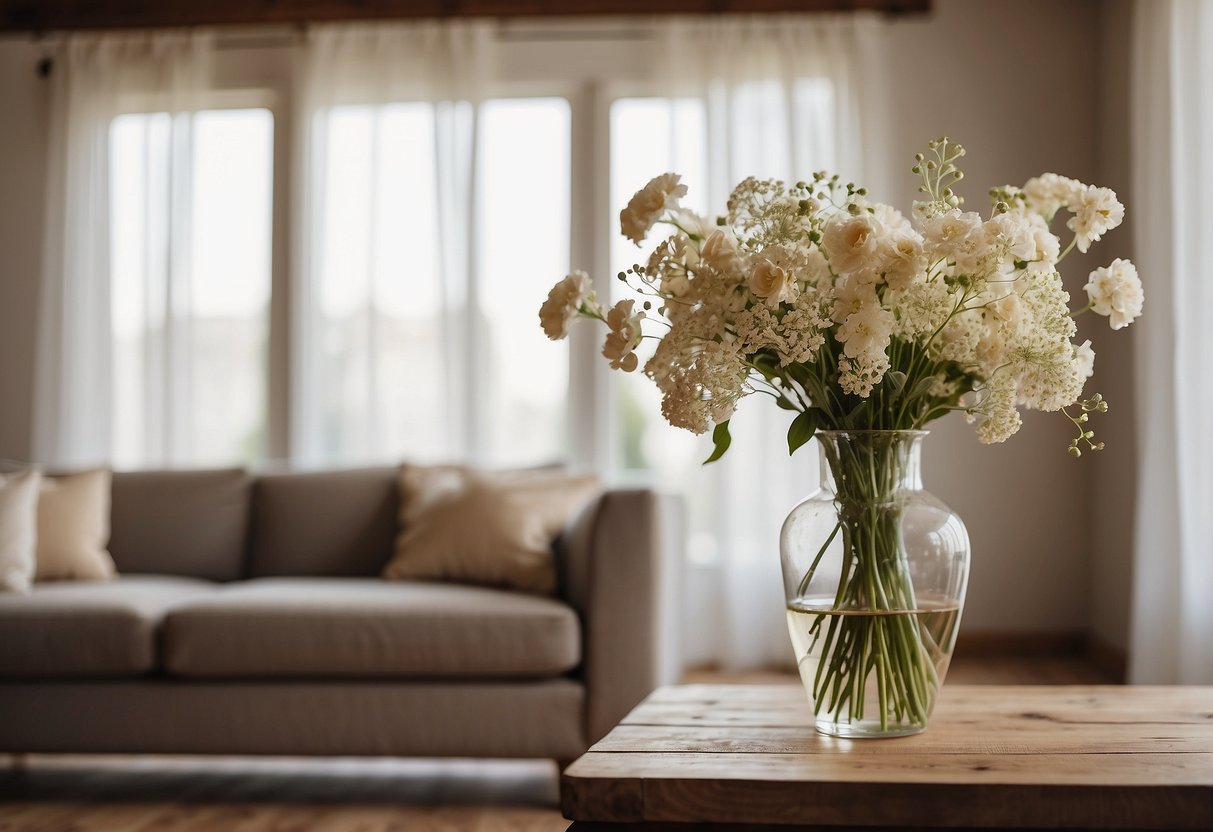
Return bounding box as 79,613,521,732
0,468,42,592
35,468,116,582
384,465,600,594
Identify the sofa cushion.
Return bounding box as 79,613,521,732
36,468,116,582
110,469,251,581
249,468,397,577
384,465,600,594
162,577,581,679
0,576,218,677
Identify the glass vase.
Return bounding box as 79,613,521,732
780,430,970,738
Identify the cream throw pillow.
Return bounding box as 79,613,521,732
385,465,600,594
0,468,42,592
35,468,116,582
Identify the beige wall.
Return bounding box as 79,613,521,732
0,40,47,462
1089,0,1136,653
0,0,1139,641
880,0,1105,633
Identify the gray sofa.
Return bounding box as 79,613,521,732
0,467,664,761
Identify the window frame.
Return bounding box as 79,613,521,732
104,26,697,474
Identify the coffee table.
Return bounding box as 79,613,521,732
561,684,1213,830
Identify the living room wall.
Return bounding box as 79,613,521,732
0,0,1135,654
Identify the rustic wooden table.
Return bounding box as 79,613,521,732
561,684,1213,831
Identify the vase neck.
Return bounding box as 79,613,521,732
816,431,925,498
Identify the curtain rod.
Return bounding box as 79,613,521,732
5,1,930,34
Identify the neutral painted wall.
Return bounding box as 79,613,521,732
0,0,1137,643
879,0,1104,634
1089,0,1136,654
0,40,47,463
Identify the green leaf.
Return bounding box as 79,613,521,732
787,410,818,456
774,396,799,412
703,420,732,465
750,351,780,382
885,370,908,396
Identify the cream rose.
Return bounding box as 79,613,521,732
823,213,880,275
748,257,798,308
700,228,742,275
881,230,926,291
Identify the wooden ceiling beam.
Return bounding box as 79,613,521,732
0,0,931,33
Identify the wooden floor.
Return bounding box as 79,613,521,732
0,655,1120,832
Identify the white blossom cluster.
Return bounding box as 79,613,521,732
539,141,1142,451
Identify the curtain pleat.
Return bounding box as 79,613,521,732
35,33,214,468
655,15,876,670
1129,0,1213,684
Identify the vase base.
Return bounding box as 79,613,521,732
814,717,927,739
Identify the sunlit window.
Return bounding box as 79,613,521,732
609,97,708,477
314,102,449,464
311,97,570,466
477,98,571,466
110,108,273,468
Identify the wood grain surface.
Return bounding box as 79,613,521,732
562,684,1213,830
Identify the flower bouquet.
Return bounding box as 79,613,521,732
539,138,1140,735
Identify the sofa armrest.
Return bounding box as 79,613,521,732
558,488,674,744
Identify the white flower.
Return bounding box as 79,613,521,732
1023,211,1062,273
967,372,1023,444
830,273,877,324
602,299,645,372
673,209,712,241
984,210,1037,264
1067,185,1125,253
1084,258,1142,330
823,213,881,274
700,228,743,275
881,230,926,291
748,256,799,308
539,270,595,340
1074,339,1095,381
921,210,986,274
836,301,895,362
873,203,914,234
620,173,688,245
1023,173,1081,219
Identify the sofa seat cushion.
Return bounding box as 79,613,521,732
162,578,582,679
0,576,218,677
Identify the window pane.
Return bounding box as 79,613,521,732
311,98,570,467
110,108,272,468
477,97,571,466
609,97,707,477
313,103,453,464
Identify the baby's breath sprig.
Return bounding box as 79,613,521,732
913,136,966,211
1063,393,1108,457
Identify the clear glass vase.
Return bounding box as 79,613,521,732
781,430,970,738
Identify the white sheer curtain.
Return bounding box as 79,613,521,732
292,22,495,467
35,32,220,468
1129,0,1213,684
652,16,884,669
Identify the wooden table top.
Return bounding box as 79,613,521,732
561,683,1213,830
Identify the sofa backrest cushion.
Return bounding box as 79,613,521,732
110,469,251,581
248,467,398,577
